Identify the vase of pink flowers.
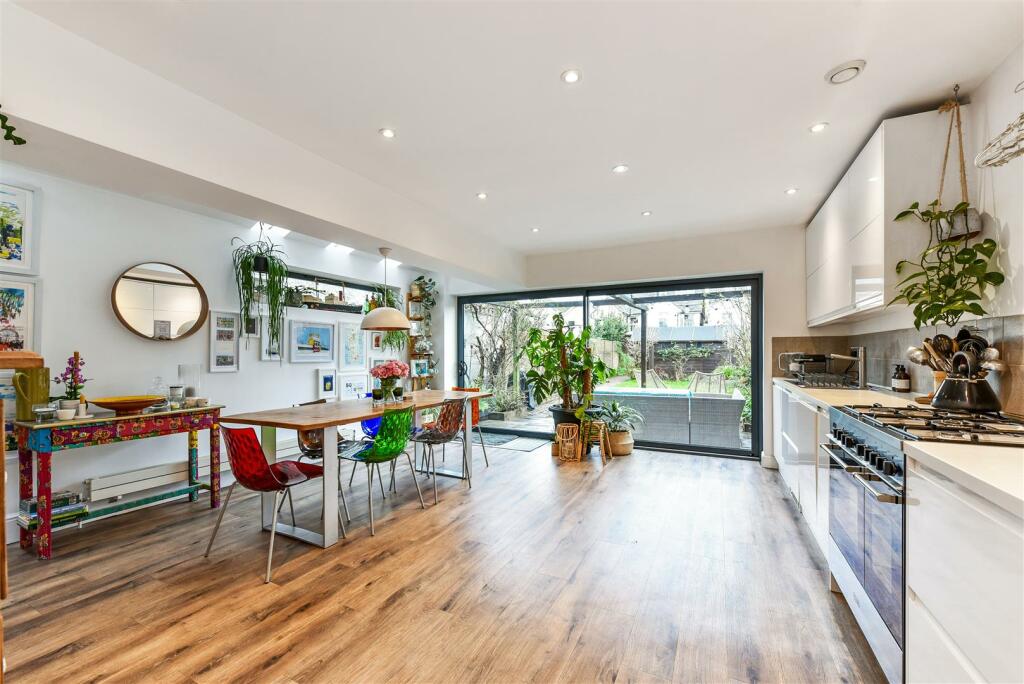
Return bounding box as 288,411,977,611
53,352,89,411
370,359,410,403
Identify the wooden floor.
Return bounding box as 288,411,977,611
5,445,885,683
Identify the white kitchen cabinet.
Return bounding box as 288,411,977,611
805,108,975,327
813,407,830,553
775,382,830,555
774,384,798,500
906,457,1024,684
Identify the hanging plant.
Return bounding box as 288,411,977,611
381,330,407,352
0,105,26,146
232,223,288,354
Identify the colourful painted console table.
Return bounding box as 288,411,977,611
15,405,223,559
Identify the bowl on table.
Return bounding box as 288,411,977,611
55,408,77,421
89,395,165,416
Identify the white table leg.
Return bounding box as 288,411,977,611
321,426,339,546
260,426,277,529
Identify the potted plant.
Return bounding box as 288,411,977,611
522,313,608,430
232,223,288,353
597,401,644,456
890,200,1004,329
52,352,88,411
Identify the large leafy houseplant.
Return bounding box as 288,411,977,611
522,313,607,414
890,200,1004,329
232,223,288,354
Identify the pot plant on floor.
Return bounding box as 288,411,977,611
522,313,608,431
597,401,644,456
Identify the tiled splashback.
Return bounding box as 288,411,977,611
772,314,1023,416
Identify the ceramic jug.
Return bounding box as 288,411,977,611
13,366,50,421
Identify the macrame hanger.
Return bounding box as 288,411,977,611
936,84,969,208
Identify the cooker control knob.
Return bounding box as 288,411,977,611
856,443,868,457
882,460,897,476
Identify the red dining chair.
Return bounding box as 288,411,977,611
453,387,490,468
204,426,346,583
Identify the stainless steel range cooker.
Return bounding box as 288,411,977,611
821,404,1024,684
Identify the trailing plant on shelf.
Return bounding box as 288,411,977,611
889,200,1004,329
521,313,607,417
232,223,288,353
0,105,26,146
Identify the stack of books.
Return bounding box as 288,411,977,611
18,490,88,530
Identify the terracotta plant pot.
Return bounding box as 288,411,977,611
608,430,634,456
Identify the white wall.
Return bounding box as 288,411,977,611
0,162,418,535
525,223,810,466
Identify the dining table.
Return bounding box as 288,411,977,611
219,388,492,549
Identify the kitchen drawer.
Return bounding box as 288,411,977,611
906,459,1024,684
906,588,980,683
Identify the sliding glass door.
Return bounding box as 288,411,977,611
457,275,761,459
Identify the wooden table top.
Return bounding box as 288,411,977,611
220,389,492,430
16,405,225,431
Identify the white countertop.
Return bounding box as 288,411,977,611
905,441,1023,518
773,377,1023,516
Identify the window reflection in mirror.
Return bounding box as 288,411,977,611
112,262,208,340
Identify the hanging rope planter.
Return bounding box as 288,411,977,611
935,85,980,240
974,80,1024,168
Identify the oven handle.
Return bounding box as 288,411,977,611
854,472,904,504
819,443,865,472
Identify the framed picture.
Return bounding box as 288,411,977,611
339,319,366,371
0,275,38,352
411,359,431,377
409,320,424,337
337,372,369,400
290,320,336,363
0,184,38,275
317,367,337,399
209,310,240,373
369,331,383,353
259,315,283,361
153,319,172,340
242,314,260,339
0,370,17,452
408,300,423,320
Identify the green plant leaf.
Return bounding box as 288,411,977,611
894,210,916,221
983,271,1005,285
954,248,976,264
975,239,997,258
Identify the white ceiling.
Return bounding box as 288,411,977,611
16,1,1024,255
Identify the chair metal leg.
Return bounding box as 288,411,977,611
376,463,386,499
477,426,490,467
389,460,397,493
405,452,425,509
339,477,351,522
430,445,438,505
367,463,376,536
337,506,347,539
266,490,284,583
349,460,358,488
286,488,296,525
204,481,235,557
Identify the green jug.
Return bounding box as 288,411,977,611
13,366,50,422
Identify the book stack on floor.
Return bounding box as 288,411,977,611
17,491,88,530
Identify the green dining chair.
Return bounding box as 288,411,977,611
339,406,424,535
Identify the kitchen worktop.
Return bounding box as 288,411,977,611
905,441,1023,518
772,377,922,409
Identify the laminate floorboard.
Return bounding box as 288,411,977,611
5,445,885,683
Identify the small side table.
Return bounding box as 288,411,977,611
15,406,222,560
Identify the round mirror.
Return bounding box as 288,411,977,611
111,262,209,341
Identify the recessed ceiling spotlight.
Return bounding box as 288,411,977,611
532,227,540,233
476,192,488,200
641,210,652,217
327,242,354,254
867,176,880,183
784,187,799,196
612,164,629,174
378,127,396,139
561,69,582,84
825,59,866,85
809,122,829,134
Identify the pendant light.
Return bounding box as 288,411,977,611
361,247,411,331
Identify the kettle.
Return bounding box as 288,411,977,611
931,351,1002,412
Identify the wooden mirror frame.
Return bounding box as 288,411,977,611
111,262,210,341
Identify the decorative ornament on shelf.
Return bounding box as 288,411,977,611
888,85,1005,330
232,223,288,355
361,248,411,331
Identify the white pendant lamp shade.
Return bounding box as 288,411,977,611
361,247,411,331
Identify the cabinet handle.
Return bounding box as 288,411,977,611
854,472,903,504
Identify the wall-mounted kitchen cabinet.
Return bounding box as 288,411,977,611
805,108,976,327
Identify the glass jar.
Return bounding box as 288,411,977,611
178,364,201,398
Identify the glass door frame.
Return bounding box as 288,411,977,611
456,273,763,460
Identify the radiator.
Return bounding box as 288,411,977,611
83,439,299,502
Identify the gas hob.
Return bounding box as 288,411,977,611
841,405,1024,447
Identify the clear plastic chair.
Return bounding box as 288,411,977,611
411,398,467,503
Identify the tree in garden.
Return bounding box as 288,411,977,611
467,302,547,404
658,344,712,381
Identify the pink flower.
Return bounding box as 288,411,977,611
370,360,409,380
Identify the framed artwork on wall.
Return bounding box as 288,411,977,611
317,367,337,399
338,372,369,400
290,320,336,363
411,359,431,377
0,370,17,452
0,275,38,352
339,319,366,371
0,183,38,276
242,314,260,339
369,331,383,353
259,315,283,361
209,310,240,373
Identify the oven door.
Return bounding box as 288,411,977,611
825,443,865,583
859,472,904,648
